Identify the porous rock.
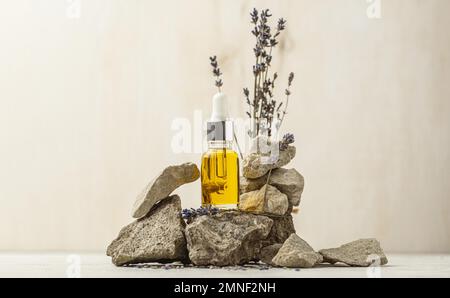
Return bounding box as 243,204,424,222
107,195,187,266
240,168,304,207
185,211,273,266
242,142,296,179
259,244,283,266
261,214,296,247
272,234,323,268
239,184,289,216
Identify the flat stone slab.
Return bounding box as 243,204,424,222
319,238,388,267
242,146,296,179
132,162,199,218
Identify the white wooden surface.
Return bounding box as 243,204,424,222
0,253,449,278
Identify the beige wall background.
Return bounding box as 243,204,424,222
0,0,449,253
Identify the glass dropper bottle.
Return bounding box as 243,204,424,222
201,93,240,209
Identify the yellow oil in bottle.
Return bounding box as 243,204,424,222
201,143,239,209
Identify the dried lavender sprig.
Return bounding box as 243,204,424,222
251,9,268,135
279,133,295,150
248,8,289,138
277,18,286,32
250,8,258,24
255,8,271,135
259,18,286,137
209,56,223,92
243,87,252,119
277,72,295,131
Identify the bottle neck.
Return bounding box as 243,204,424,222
208,140,233,150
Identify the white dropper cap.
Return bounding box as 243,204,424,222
210,92,229,121
207,92,233,141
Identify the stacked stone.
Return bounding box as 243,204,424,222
237,141,321,267
106,160,299,267
239,143,302,216
107,159,388,268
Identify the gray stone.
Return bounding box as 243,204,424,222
132,162,200,218
185,211,273,266
240,168,304,207
259,244,282,266
319,238,388,267
242,146,296,179
272,234,323,268
107,195,187,266
239,185,289,216
262,214,296,247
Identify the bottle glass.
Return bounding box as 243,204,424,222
201,140,239,209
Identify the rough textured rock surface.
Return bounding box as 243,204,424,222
240,168,304,207
185,211,273,266
272,234,323,268
262,215,296,247
132,162,199,218
319,239,388,267
239,185,289,216
107,195,187,266
242,146,296,179
259,244,283,266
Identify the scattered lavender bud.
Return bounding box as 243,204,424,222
181,206,220,223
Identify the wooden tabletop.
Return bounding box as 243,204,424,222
0,253,449,278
